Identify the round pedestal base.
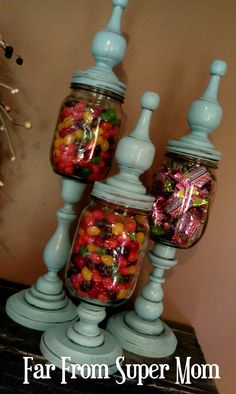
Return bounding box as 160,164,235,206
6,289,77,331
40,323,123,375
107,311,177,358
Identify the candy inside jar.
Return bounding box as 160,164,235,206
149,153,217,248
66,197,149,306
50,85,123,182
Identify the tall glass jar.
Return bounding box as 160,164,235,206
66,196,149,306
50,84,123,182
149,152,217,248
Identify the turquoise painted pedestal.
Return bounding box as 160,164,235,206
107,59,227,358
40,91,160,374
6,178,85,330
6,0,129,331
107,244,178,357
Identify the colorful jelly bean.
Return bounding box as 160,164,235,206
51,97,121,182
66,203,149,305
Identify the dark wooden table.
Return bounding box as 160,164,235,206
0,279,219,393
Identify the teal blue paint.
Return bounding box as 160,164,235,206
40,90,159,371
6,178,86,330
167,60,227,162
71,0,128,97
107,60,227,358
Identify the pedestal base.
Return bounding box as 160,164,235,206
40,323,123,375
6,289,77,331
107,311,177,358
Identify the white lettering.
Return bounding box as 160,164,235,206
115,356,126,384
23,356,33,384
176,357,221,384
175,356,191,384
61,357,71,384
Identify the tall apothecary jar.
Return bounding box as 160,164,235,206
149,152,217,248
50,85,123,182
66,193,150,307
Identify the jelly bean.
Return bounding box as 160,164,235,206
81,266,93,281
75,255,86,270
117,289,130,300
118,256,128,268
101,108,116,122
93,105,102,117
127,251,139,263
112,223,124,235
129,240,139,252
83,111,93,123
101,255,114,266
104,238,118,249
87,243,97,252
127,265,138,275
91,156,102,164
89,252,101,265
136,232,145,244
74,129,83,139
74,101,86,112
87,226,101,236
101,140,110,152
91,208,104,221
82,215,95,227
97,135,103,145
124,219,136,232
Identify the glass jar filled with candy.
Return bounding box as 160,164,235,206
50,85,123,182
149,152,217,248
66,196,149,306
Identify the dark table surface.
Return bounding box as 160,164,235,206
0,279,219,393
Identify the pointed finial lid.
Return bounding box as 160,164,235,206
91,92,159,210
167,60,227,162
71,0,128,98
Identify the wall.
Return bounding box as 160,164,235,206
0,1,235,392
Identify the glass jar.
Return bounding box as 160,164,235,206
50,84,123,182
149,152,217,248
66,197,149,306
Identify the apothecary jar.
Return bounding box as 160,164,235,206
149,152,217,248
66,196,149,306
50,84,123,182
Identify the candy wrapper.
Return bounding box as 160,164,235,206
150,157,214,248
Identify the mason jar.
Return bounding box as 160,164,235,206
50,84,123,182
66,196,149,306
149,152,216,248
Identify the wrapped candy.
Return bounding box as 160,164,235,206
150,154,216,248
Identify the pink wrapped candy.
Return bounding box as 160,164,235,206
149,155,215,248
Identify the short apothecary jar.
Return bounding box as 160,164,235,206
50,84,123,182
149,152,217,248
66,196,149,306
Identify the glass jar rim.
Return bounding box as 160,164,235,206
70,83,124,103
91,195,151,216
165,151,218,168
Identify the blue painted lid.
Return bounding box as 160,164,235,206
92,92,160,210
71,0,128,98
167,60,227,162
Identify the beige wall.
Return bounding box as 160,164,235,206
0,0,235,392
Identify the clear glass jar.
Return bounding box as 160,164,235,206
149,152,217,248
50,84,123,182
66,197,149,306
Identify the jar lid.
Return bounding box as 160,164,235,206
71,0,128,98
92,181,155,211
167,60,227,163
